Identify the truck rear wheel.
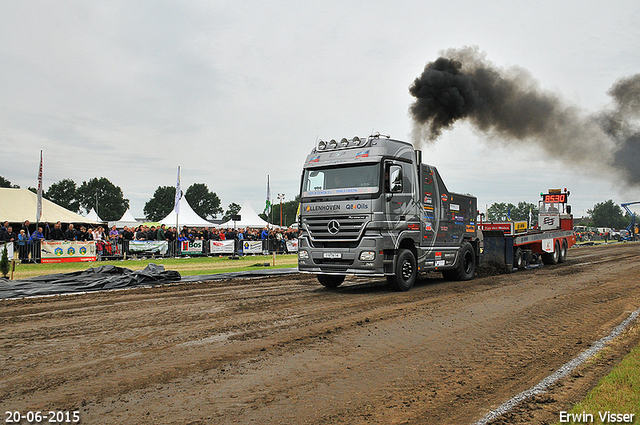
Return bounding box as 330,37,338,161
542,241,560,265
558,239,568,263
387,249,417,291
317,274,345,288
442,242,476,281
514,247,525,269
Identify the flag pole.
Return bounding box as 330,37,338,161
175,166,181,254
36,150,43,230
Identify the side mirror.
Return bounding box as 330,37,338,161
389,165,403,193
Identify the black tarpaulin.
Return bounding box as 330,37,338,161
0,264,181,299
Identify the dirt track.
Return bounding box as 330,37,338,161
1,243,640,424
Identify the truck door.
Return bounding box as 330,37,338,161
384,161,413,220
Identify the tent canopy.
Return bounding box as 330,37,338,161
218,202,272,229
159,195,213,228
0,188,99,225
85,208,103,223
109,209,140,228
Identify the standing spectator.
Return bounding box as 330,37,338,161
28,226,45,263
156,224,166,241
64,223,77,241
147,226,157,241
17,229,29,262
109,225,120,242
77,226,90,241
202,226,210,254
0,221,8,237
122,226,134,241
20,220,31,240
165,226,175,256
50,222,64,240
93,226,104,259
1,226,16,243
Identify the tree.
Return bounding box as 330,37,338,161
185,183,222,220
222,203,242,222
0,243,9,278
512,202,538,222
487,203,512,221
261,196,299,227
0,176,19,188
587,200,627,229
77,177,129,222
487,201,538,222
45,179,80,212
144,186,176,222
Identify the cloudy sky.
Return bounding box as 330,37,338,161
2,0,639,219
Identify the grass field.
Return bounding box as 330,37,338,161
6,254,299,280
556,344,640,424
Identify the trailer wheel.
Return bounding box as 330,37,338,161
317,274,345,288
542,241,560,265
387,249,417,291
558,239,568,263
442,242,476,281
514,247,525,269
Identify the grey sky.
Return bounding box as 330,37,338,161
2,1,639,219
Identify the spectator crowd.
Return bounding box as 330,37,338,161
1,219,300,262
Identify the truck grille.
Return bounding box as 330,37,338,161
303,215,368,242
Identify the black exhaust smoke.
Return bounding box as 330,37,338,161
409,47,640,186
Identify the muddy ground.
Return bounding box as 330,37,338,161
1,243,639,424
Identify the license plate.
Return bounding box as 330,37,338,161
323,252,342,259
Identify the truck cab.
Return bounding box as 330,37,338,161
297,133,480,291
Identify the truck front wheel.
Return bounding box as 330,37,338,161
442,242,476,281
387,249,417,291
317,274,345,288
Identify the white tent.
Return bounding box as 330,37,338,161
218,201,272,229
85,208,103,223
109,209,140,228
159,195,213,228
0,188,98,224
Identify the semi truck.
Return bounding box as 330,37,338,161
479,189,576,269
297,132,481,291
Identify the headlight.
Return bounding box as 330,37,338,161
340,138,349,147
317,140,327,151
359,251,375,261
328,139,338,149
298,250,309,259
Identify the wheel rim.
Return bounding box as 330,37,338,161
401,259,414,281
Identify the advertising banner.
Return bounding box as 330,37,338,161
285,238,299,252
181,240,204,255
128,241,168,255
209,240,235,254
41,241,96,263
241,240,263,254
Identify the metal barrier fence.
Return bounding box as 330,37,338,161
6,238,297,263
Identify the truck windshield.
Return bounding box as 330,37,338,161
302,164,380,197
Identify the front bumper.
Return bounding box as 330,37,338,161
297,236,389,276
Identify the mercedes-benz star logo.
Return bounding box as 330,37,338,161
327,220,340,235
